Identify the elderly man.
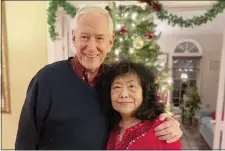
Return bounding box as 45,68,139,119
15,6,182,150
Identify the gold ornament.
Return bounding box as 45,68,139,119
133,36,144,49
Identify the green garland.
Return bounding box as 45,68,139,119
156,1,225,28
47,0,225,40
47,0,77,40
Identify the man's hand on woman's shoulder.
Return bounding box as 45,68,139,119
154,113,183,143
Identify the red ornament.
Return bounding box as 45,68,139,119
153,2,162,12
145,32,153,39
203,16,208,23
118,26,127,34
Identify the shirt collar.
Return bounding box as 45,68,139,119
71,56,104,86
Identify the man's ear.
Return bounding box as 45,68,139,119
72,30,76,45
108,33,115,51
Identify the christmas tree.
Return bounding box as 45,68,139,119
104,2,172,110
105,3,160,66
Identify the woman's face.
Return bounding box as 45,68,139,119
110,73,143,117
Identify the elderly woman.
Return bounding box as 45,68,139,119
100,61,182,150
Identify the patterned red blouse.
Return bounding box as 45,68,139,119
106,117,182,150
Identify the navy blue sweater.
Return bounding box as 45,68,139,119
15,58,109,150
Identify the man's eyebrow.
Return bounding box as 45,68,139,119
80,33,105,37
95,34,105,37
80,32,89,35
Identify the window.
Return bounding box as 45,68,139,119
172,40,202,107
175,42,199,53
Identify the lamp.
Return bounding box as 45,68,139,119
181,73,188,81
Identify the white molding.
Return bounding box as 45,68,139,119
172,53,203,57
172,39,203,56
47,7,69,63
169,39,203,104
213,27,225,149
222,28,225,148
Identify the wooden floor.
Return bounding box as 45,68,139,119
172,106,210,149
180,122,210,149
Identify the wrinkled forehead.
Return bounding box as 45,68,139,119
75,12,110,35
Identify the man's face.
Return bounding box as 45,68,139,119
72,12,114,71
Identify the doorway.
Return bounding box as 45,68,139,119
172,57,201,106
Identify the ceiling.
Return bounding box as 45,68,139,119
68,1,225,35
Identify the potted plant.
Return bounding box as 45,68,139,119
181,86,201,125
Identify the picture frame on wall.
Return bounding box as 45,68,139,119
1,1,11,113
155,53,169,70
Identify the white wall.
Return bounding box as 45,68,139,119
158,34,223,109
2,1,48,149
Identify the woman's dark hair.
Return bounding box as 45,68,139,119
99,60,165,129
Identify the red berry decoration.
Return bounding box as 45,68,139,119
145,32,153,39
118,26,127,34
153,2,162,12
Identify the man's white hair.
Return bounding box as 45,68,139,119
73,6,114,36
